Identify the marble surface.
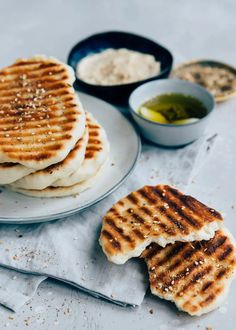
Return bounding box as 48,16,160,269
0,0,236,329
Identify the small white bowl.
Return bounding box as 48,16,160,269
129,79,215,147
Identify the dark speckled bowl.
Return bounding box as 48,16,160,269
67,31,173,104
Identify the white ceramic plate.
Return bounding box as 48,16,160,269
0,93,141,224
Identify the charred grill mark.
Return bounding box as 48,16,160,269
168,258,182,271
162,197,200,229
154,259,185,285
129,211,151,230
167,186,222,221
178,265,213,293
133,229,145,240
40,76,71,88
153,186,200,228
88,138,100,145
3,141,64,153
140,206,153,217
105,218,133,243
101,230,121,250
182,301,197,312
107,207,116,215
0,118,77,129
38,63,59,69
0,59,84,166
206,236,227,254
182,245,200,260
218,245,233,261
138,187,157,204
150,272,166,286
0,79,65,94
88,124,99,129
22,152,55,161
85,151,97,158
8,61,58,69
182,196,222,222
166,244,198,272
31,68,67,79
0,118,76,130
0,128,71,139
126,192,139,205
157,205,188,234
52,96,74,103
10,61,45,67
86,146,102,152
107,207,124,219
129,212,144,224
1,67,66,80
157,243,186,267
0,101,78,116
201,281,213,292
141,244,162,259
160,222,176,235
181,196,207,217
89,132,99,137
200,293,215,307
215,287,223,296
216,268,227,279
192,271,205,283
141,228,236,315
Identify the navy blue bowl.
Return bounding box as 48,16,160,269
68,31,173,104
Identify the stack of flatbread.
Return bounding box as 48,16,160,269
0,56,109,197
100,184,236,316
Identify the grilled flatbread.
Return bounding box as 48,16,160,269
0,162,35,184
9,127,88,190
0,55,86,169
141,228,236,316
99,185,223,264
10,161,106,198
52,112,109,187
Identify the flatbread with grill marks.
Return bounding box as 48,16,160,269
141,228,236,316
0,55,86,169
99,185,223,264
9,126,88,190
52,111,109,187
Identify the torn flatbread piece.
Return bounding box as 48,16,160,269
99,185,223,264
141,228,236,316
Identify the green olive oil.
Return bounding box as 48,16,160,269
138,93,208,125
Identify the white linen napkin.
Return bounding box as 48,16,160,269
0,266,45,311
0,133,217,311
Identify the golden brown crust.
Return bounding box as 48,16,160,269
0,56,85,169
84,113,103,159
141,229,236,315
100,185,223,262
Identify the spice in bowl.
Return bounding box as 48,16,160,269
172,61,236,102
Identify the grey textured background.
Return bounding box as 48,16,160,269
0,0,236,329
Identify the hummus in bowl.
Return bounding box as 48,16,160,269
68,31,173,103
76,48,161,86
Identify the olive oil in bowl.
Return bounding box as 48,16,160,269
138,93,208,125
